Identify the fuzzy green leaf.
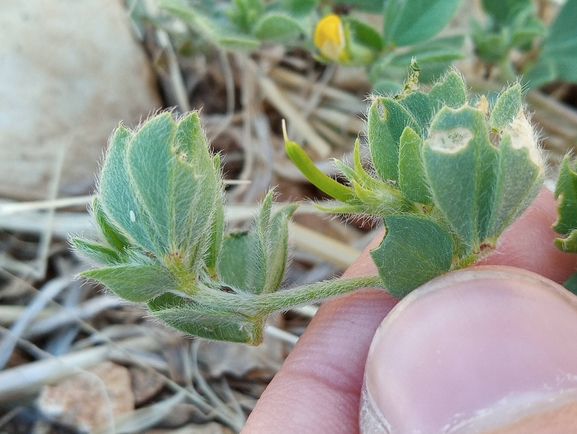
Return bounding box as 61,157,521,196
99,126,160,256
368,97,420,183
217,231,256,292
371,215,453,297
554,156,577,236
92,197,130,254
148,293,264,344
398,127,431,204
487,132,543,239
71,238,123,266
126,113,175,252
170,113,223,269
216,193,296,295
423,106,498,249
428,70,467,109
82,264,176,302
489,83,522,132
264,203,298,294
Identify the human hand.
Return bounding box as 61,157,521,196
241,188,577,434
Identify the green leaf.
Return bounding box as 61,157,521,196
554,156,577,236
368,97,421,183
563,270,577,295
92,197,131,254
489,83,522,132
216,232,257,293
482,0,531,25
71,237,123,266
471,22,509,63
263,202,297,294
423,106,498,249
281,0,316,16
148,293,265,344
396,91,434,133
82,264,176,302
126,113,175,253
170,113,223,269
525,0,577,86
252,12,304,42
217,231,256,292
228,0,264,32
216,193,296,295
428,70,467,109
343,16,384,52
161,0,261,50
398,127,431,204
487,132,543,239
388,35,464,66
99,126,160,256
205,160,225,271
384,0,463,47
371,215,453,297
333,0,385,13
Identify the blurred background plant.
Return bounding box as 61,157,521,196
142,0,577,92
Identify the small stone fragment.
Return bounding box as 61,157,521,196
37,361,134,433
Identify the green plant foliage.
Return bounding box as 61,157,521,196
252,12,305,42
147,293,265,343
287,67,545,293
473,0,545,64
552,155,577,293
383,0,463,47
72,112,299,344
74,69,548,345
371,215,454,297
553,156,577,252
160,0,262,50
370,36,464,85
524,0,577,87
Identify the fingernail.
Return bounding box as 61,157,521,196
361,266,577,433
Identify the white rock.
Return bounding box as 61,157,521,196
0,0,161,200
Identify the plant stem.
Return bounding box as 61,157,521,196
195,275,386,317
252,275,385,315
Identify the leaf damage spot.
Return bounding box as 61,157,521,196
427,127,473,154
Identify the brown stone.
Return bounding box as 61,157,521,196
37,361,134,432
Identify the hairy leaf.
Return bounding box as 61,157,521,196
371,215,453,297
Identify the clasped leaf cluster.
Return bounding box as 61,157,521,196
72,113,295,344
287,68,545,296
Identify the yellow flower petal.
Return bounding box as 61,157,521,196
314,14,347,62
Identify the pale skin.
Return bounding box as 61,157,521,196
241,188,577,433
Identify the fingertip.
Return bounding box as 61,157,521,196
362,266,577,433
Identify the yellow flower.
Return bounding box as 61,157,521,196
314,14,348,62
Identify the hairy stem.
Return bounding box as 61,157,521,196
194,275,386,317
